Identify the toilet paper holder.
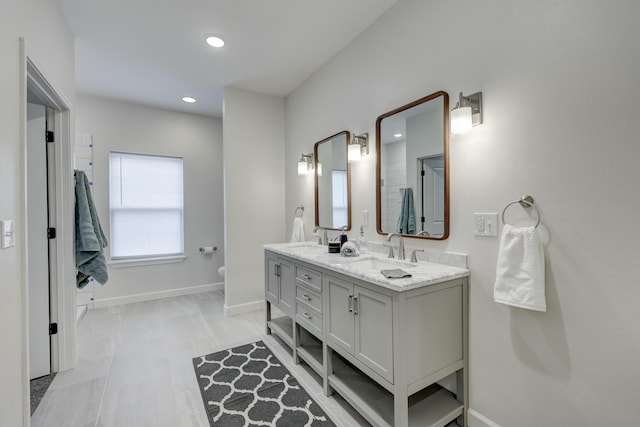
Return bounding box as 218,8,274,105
198,246,218,254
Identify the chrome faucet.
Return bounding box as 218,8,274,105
386,233,405,260
416,230,430,237
313,226,329,246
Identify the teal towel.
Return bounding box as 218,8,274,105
75,170,109,288
396,188,416,235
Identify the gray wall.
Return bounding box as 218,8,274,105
0,0,75,423
285,0,640,425
223,87,286,312
75,95,224,302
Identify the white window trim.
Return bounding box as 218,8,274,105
108,255,186,269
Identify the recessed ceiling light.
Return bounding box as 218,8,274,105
205,34,225,48
182,96,196,103
394,133,403,138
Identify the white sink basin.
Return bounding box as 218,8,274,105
340,257,415,271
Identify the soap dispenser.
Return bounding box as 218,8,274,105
356,225,367,253
339,226,348,248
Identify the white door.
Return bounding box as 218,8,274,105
27,102,51,379
420,156,445,237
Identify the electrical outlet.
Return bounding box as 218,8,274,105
474,213,498,237
2,220,16,249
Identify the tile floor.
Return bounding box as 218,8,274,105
31,291,370,427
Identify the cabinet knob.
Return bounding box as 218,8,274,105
303,294,311,301
302,274,312,280
302,312,312,320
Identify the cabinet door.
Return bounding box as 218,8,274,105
266,255,279,304
326,275,355,354
278,258,295,315
354,285,394,383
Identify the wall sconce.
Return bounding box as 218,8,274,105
451,92,483,135
348,133,369,161
297,153,314,176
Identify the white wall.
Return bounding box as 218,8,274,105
75,95,224,303
285,0,640,425
223,87,286,313
0,1,75,424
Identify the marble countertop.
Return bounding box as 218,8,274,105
264,242,469,292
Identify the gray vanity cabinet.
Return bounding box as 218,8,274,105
264,246,469,427
265,253,295,316
326,274,394,384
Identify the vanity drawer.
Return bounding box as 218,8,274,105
295,301,323,335
296,285,322,313
295,265,322,293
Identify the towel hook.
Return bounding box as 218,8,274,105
501,195,541,228
294,205,304,218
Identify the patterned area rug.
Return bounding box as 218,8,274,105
193,341,336,427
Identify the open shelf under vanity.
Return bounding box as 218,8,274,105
328,351,463,427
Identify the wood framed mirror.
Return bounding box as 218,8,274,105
314,131,351,230
376,91,449,240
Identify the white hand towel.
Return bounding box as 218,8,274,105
290,217,306,242
340,241,359,257
494,224,546,312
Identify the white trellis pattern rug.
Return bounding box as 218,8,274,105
193,341,336,427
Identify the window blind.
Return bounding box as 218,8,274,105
332,169,348,228
109,152,184,259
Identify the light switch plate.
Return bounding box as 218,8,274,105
474,213,498,237
2,220,16,249
362,210,369,228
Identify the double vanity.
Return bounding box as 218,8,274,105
264,242,469,427
266,89,467,425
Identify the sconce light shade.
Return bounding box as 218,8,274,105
451,92,483,135
297,153,314,176
451,106,472,135
348,143,362,161
298,159,309,175
348,133,369,162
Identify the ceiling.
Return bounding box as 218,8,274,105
60,0,398,117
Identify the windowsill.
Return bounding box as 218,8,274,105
108,255,186,268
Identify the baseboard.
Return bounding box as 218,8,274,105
468,409,501,427
92,282,224,308
223,299,264,316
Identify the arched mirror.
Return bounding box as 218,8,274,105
376,91,449,239
314,131,351,230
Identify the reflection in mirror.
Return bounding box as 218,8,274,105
314,131,351,230
376,91,449,240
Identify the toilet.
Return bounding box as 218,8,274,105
217,266,225,279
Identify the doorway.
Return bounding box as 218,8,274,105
418,155,445,237
22,40,76,423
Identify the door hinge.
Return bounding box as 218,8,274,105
46,131,55,143
421,216,425,223
47,228,56,239
420,170,425,176
49,323,58,335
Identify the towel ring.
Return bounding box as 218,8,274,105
294,205,304,218
501,195,540,229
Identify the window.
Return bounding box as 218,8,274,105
109,152,184,260
332,169,348,228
